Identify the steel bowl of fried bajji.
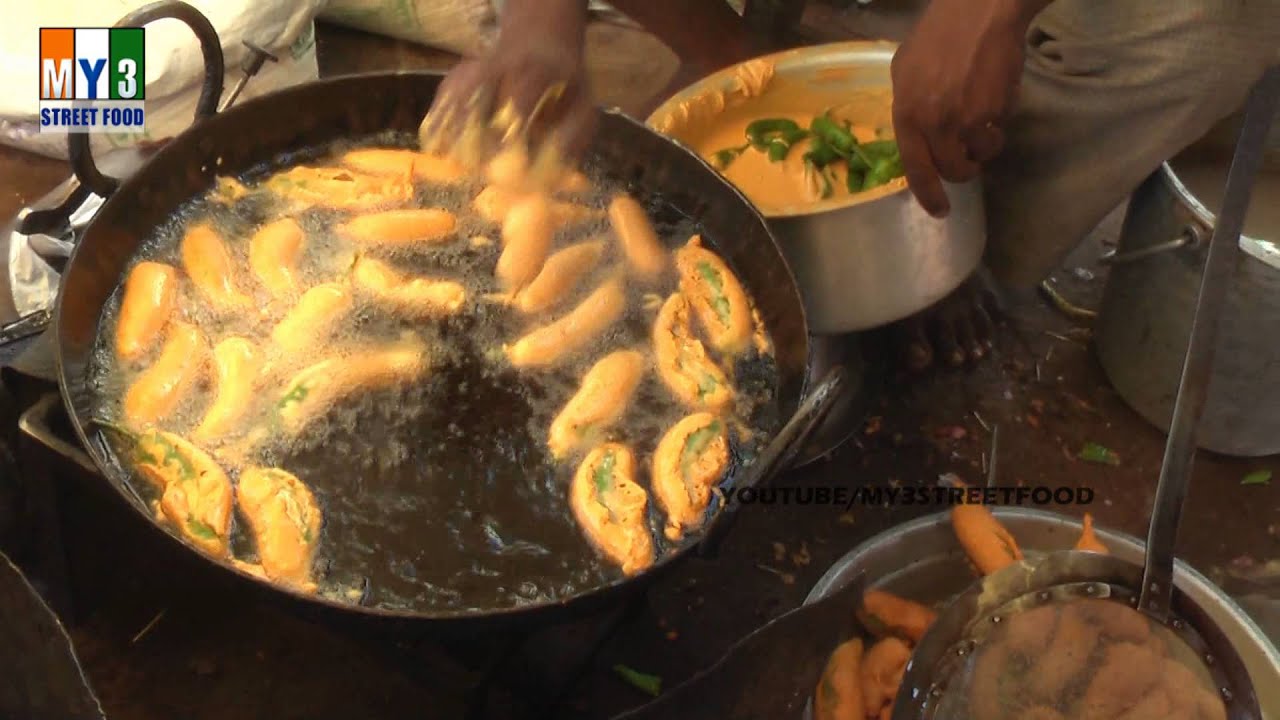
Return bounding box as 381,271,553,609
800,506,1280,720
647,41,986,334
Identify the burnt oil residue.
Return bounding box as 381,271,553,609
86,131,783,613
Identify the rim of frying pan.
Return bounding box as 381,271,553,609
52,70,816,622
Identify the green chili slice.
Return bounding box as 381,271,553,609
187,518,218,541
680,420,723,480
810,114,856,153
803,135,843,167
846,168,866,193
696,262,732,325
593,451,617,494
711,143,750,170
278,382,311,411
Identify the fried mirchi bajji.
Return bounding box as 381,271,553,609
569,443,655,576
337,208,458,247
510,239,606,314
651,412,730,541
674,235,752,356
814,637,864,720
123,321,209,429
607,193,669,280
340,147,467,184
949,480,1023,575
237,466,323,592
109,426,233,557
497,192,555,292
352,255,466,317
249,218,306,300
859,636,911,719
181,223,254,314
548,350,646,460
264,166,414,211
858,589,937,644
193,337,264,444
274,339,429,437
115,261,178,361
505,273,627,369
270,282,353,355
652,292,733,412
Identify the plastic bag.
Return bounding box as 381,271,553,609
0,0,324,160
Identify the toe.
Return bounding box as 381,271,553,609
957,313,984,362
931,312,965,367
896,316,933,372
973,303,996,349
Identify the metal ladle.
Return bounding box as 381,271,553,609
893,63,1280,720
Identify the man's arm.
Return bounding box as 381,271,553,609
608,0,757,75
496,0,590,53
890,0,1055,216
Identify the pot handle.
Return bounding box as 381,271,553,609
696,365,847,558
1098,224,1205,265
68,0,226,199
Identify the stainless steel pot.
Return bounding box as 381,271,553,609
1094,121,1280,457
802,508,1280,720
646,41,986,334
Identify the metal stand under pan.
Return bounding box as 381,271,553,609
789,331,884,467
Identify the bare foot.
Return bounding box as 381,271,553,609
893,272,1001,372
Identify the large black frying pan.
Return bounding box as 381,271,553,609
36,1,843,630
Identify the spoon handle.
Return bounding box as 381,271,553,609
1140,64,1280,620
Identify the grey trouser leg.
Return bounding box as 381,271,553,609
982,0,1280,291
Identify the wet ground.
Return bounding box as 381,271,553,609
1,17,1277,720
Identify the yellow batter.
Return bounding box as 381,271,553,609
651,59,907,216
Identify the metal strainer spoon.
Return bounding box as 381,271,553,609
893,63,1280,720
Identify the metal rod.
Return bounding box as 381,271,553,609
1139,65,1280,620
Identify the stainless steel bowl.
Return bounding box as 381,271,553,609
1094,127,1280,457
802,508,1280,719
646,41,987,334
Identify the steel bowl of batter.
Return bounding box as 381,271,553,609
647,41,987,335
